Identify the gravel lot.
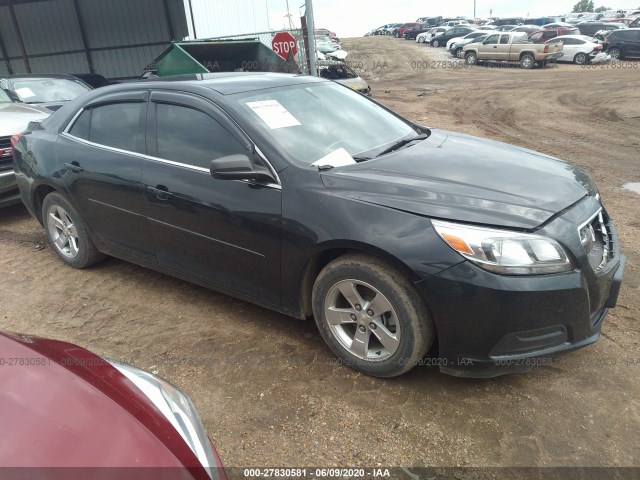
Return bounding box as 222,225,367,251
1,36,639,471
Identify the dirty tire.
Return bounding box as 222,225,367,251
465,51,478,65
574,52,587,65
607,48,622,60
312,254,434,378
42,192,105,269
520,53,535,69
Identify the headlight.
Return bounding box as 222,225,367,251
432,220,573,275
107,360,220,480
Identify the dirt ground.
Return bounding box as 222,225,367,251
1,36,639,470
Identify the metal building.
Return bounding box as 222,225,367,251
0,0,270,80
184,0,269,39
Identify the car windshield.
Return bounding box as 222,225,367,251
11,77,91,103
234,82,418,166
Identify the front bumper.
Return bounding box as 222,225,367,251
0,171,21,208
418,255,625,378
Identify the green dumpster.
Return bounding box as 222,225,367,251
147,39,300,77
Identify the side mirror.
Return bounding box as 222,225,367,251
210,154,274,182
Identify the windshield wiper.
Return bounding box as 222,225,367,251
376,133,429,158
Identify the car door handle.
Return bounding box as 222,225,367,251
64,162,83,173
147,185,170,201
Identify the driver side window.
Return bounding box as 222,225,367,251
485,34,499,45
154,103,247,169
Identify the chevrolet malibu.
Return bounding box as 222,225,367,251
13,73,625,378
0,332,225,479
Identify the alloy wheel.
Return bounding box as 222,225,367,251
46,205,79,259
324,279,400,361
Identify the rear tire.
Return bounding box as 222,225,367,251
312,254,434,378
608,47,622,60
520,53,535,69
432,39,441,47
417,36,425,43
42,192,105,269
574,52,588,65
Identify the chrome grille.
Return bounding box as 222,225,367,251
0,136,13,173
579,209,615,273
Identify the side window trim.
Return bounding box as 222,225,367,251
63,92,149,156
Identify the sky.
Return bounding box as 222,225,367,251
265,0,640,37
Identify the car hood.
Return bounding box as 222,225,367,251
320,129,595,230
336,77,370,92
0,102,51,136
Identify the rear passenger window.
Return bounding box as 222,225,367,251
155,103,247,169
68,110,90,140
499,35,509,44
90,103,144,153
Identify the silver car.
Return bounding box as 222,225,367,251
0,90,51,207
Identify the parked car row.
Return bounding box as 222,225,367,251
374,17,640,64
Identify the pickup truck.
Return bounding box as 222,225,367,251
463,32,563,68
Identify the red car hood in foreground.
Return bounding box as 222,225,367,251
0,332,221,480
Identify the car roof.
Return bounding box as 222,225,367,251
2,74,84,81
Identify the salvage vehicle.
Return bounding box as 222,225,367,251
0,89,51,207
446,31,489,51
394,22,422,38
576,21,624,37
464,32,564,68
404,24,432,40
529,27,580,43
603,28,640,58
13,73,624,378
547,35,603,64
0,331,225,479
417,27,449,43
318,60,371,95
0,74,92,111
451,34,490,58
431,26,476,47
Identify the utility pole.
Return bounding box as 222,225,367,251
305,0,317,76
474,0,476,18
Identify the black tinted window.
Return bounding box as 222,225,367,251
499,35,510,44
90,102,143,153
155,103,246,169
69,109,90,140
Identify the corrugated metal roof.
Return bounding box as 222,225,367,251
0,0,190,79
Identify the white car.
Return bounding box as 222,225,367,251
447,31,488,50
477,25,498,30
546,35,603,64
417,27,448,43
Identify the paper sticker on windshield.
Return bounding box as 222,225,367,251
246,100,301,129
15,87,36,99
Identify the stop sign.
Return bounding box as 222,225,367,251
272,32,298,59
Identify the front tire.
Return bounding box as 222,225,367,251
312,254,434,377
465,51,478,65
42,192,105,268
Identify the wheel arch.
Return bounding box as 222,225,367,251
32,182,63,226
296,240,422,320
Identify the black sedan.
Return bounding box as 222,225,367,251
431,26,476,47
13,73,625,378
